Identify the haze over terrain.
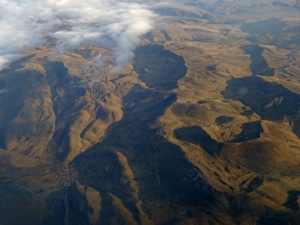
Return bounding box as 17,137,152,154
0,0,300,225
0,0,156,71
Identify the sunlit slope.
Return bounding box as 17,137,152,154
0,48,135,224
0,48,133,164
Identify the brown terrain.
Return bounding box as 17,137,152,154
0,0,300,224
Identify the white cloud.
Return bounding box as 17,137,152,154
0,0,156,71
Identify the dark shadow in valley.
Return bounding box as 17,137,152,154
42,186,90,225
71,45,219,224
292,120,300,139
174,126,223,156
222,76,300,122
241,45,274,76
241,18,286,35
161,29,172,41
215,116,233,125
174,121,263,156
283,190,300,211
258,207,300,225
197,100,209,104
72,85,218,223
206,65,217,71
230,121,263,143
239,110,253,116
242,176,264,193
133,45,186,91
45,62,89,161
